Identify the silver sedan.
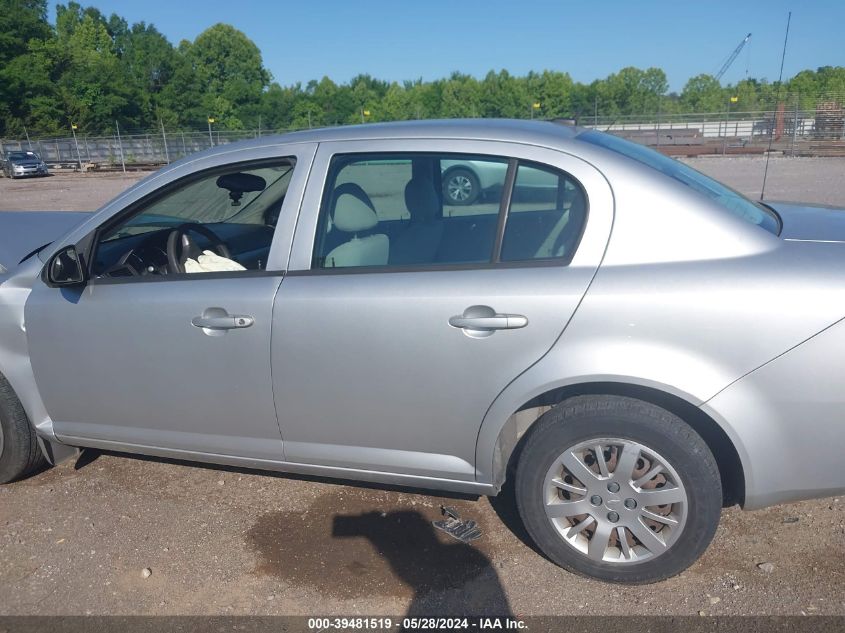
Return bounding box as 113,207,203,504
1,119,844,584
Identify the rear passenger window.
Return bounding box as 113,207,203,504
312,153,508,269
500,163,587,262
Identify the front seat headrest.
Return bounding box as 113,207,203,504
333,192,379,233
404,178,439,222
331,182,375,212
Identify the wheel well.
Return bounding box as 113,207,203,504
501,383,745,507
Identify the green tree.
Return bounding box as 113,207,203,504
439,73,481,118
480,69,528,118
49,3,139,131
185,23,270,129
526,70,574,120
117,22,180,125
0,0,51,65
0,0,53,135
680,74,726,112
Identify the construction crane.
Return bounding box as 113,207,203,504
715,32,752,81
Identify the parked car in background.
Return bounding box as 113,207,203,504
2,119,845,584
441,158,557,205
2,150,49,178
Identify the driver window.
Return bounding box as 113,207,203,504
92,159,295,278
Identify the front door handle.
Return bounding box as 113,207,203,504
448,305,528,338
448,314,528,330
191,315,254,329
192,307,254,333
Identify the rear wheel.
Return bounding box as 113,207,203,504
515,395,721,584
0,375,46,484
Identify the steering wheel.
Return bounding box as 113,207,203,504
166,223,232,273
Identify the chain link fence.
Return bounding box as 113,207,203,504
0,128,278,171
583,91,845,156
3,93,844,168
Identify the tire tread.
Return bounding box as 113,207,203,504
0,374,46,484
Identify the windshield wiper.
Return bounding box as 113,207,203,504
19,242,52,264
756,201,784,236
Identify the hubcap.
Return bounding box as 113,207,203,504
446,175,474,202
542,438,688,564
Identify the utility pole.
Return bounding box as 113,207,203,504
160,118,169,163
70,122,82,170
115,120,126,173
655,95,661,147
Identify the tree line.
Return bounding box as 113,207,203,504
2,0,844,138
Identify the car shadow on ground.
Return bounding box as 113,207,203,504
332,510,513,617
71,449,516,615
247,501,514,616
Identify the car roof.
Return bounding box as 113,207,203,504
199,119,587,157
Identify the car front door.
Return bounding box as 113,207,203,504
24,145,315,462
272,139,613,483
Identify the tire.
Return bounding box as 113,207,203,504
443,168,481,205
0,374,46,484
515,395,721,584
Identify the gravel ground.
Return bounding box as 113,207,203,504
1,156,845,616
0,172,145,212
681,156,845,207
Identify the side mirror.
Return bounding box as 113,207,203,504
47,245,87,287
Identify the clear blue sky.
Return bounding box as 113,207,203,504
49,0,844,92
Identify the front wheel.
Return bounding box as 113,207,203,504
442,168,481,205
0,375,46,484
515,395,721,584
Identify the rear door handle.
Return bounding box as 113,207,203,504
448,314,528,330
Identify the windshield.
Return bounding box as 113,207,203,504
8,152,39,161
578,130,780,235
103,163,294,241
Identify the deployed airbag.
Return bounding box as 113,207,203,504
184,250,246,273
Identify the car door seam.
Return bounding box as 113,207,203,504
268,274,288,460
473,166,618,482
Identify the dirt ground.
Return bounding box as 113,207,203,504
1,156,845,617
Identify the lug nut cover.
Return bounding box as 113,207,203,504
607,511,620,523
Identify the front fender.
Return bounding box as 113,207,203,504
0,257,58,440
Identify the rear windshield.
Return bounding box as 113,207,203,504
578,130,780,235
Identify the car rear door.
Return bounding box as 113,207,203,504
271,138,613,483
